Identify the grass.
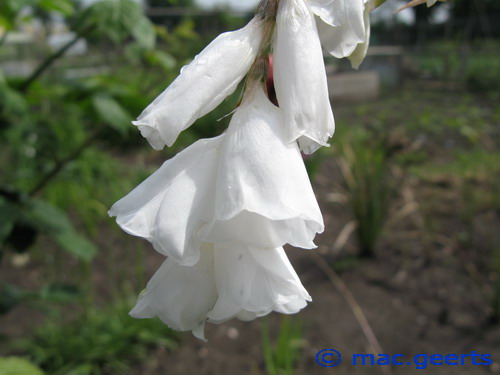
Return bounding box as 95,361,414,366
336,129,392,258
18,301,178,375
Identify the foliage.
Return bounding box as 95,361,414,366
19,302,178,375
0,194,97,261
0,0,74,31
0,0,163,261
0,357,45,375
262,316,304,375
76,0,155,49
0,0,210,259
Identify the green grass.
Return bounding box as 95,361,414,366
19,301,178,375
336,129,392,258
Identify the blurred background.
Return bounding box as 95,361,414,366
0,0,499,374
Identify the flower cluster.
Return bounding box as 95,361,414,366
110,0,371,339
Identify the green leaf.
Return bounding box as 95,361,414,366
91,95,131,134
0,357,45,375
28,199,73,233
146,50,177,70
130,15,155,50
0,0,37,30
28,200,97,262
54,230,97,262
0,15,12,30
38,0,74,16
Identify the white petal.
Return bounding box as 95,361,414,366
348,6,370,69
307,0,340,26
249,246,311,314
109,136,223,266
207,243,258,322
274,0,335,153
129,244,217,340
315,0,367,59
200,88,324,249
207,243,311,323
133,18,263,150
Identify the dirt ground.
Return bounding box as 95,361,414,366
124,152,500,375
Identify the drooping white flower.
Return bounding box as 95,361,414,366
273,0,335,154
112,0,382,340
130,243,311,340
132,18,264,150
113,85,318,339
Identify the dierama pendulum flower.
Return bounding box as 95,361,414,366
110,0,375,339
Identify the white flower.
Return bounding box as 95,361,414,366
273,0,335,154
112,85,318,339
308,0,371,68
111,0,380,340
130,243,311,340
132,18,264,150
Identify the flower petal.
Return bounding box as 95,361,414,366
200,87,324,249
108,136,223,266
133,18,263,150
307,0,339,26
315,0,367,59
129,243,217,340
273,0,335,153
207,243,311,323
347,5,370,69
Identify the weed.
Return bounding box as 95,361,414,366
337,130,392,257
262,316,304,375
